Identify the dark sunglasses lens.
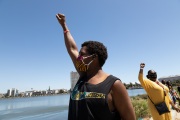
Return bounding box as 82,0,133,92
149,73,157,78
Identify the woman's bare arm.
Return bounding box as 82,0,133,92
56,13,79,72
112,80,136,120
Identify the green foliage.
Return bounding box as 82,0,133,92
123,82,142,89
171,79,180,86
131,94,151,119
124,79,180,89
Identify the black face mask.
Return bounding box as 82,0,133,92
147,72,157,79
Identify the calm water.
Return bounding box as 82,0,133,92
0,89,146,120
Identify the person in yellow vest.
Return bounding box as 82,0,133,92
138,63,180,120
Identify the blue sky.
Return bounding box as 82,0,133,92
0,0,180,93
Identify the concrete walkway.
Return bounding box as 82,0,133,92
172,109,180,120
172,102,180,120
142,109,180,120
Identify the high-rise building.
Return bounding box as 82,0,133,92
11,88,16,97
70,71,79,91
7,89,12,96
7,88,19,97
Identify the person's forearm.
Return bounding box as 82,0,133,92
138,68,146,89
170,101,179,110
172,105,180,112
61,23,68,31
138,69,143,81
62,23,78,57
171,101,177,108
139,68,143,74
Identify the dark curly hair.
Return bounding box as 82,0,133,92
81,41,108,67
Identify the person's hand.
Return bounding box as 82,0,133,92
174,107,180,112
140,63,145,69
56,13,66,27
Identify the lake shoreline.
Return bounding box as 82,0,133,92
0,88,146,100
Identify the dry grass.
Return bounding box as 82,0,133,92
131,94,151,119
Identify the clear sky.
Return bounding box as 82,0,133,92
0,0,180,93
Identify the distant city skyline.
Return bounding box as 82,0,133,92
1,73,179,94
1,87,69,94
1,0,180,93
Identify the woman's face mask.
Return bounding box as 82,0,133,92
75,54,95,72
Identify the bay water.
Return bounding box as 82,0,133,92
0,89,146,120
